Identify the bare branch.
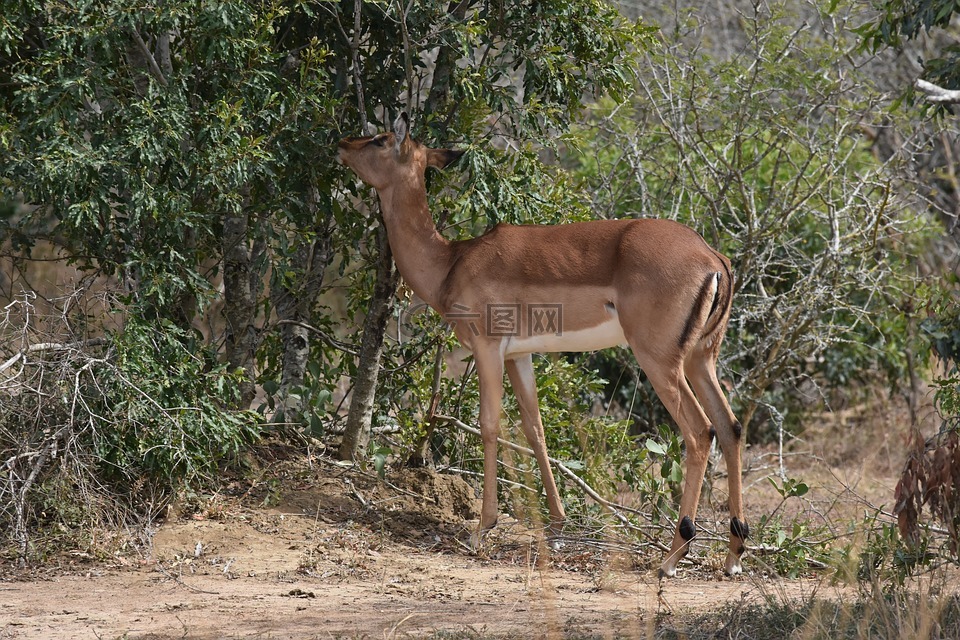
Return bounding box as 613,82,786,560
1,338,108,374
916,79,960,104
276,319,359,357
400,0,415,112
129,27,169,88
352,0,367,129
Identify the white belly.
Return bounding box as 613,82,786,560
504,316,627,356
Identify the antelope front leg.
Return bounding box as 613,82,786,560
506,354,566,536
469,347,505,550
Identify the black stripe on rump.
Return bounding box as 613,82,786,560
678,273,719,351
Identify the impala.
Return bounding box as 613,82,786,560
337,113,748,577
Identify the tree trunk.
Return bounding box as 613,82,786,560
222,201,265,408
424,1,469,123
406,342,444,467
270,195,335,428
338,219,399,461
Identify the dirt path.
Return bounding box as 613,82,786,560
4,393,912,640
1,514,827,640
0,553,786,639
1,458,852,640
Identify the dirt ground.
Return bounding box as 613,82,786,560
0,398,921,639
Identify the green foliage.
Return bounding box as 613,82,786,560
445,0,651,136
749,474,830,578
0,0,339,320
640,426,686,519
856,0,957,49
755,514,828,578
920,286,960,420
854,0,960,105
831,515,935,587
457,145,595,231
769,477,810,500
92,319,260,489
258,310,345,438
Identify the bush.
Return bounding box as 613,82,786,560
894,288,960,559
0,291,259,565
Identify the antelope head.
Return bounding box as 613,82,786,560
337,113,463,190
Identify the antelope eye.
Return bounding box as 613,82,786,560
371,135,385,147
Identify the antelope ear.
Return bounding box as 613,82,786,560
426,148,465,170
393,112,409,149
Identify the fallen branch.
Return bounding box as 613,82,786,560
0,338,108,374
155,561,220,595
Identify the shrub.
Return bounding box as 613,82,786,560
0,291,259,565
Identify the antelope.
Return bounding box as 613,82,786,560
337,113,748,577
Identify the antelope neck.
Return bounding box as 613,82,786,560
377,180,453,308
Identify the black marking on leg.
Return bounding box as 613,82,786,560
709,426,717,442
731,517,749,540
732,420,743,440
679,516,696,541
736,544,745,556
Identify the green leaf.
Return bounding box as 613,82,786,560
645,439,667,455
262,379,280,395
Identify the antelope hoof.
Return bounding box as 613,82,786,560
469,529,482,553
469,517,497,552
546,531,565,551
724,552,743,576
726,517,748,575
658,562,678,579
659,548,685,578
